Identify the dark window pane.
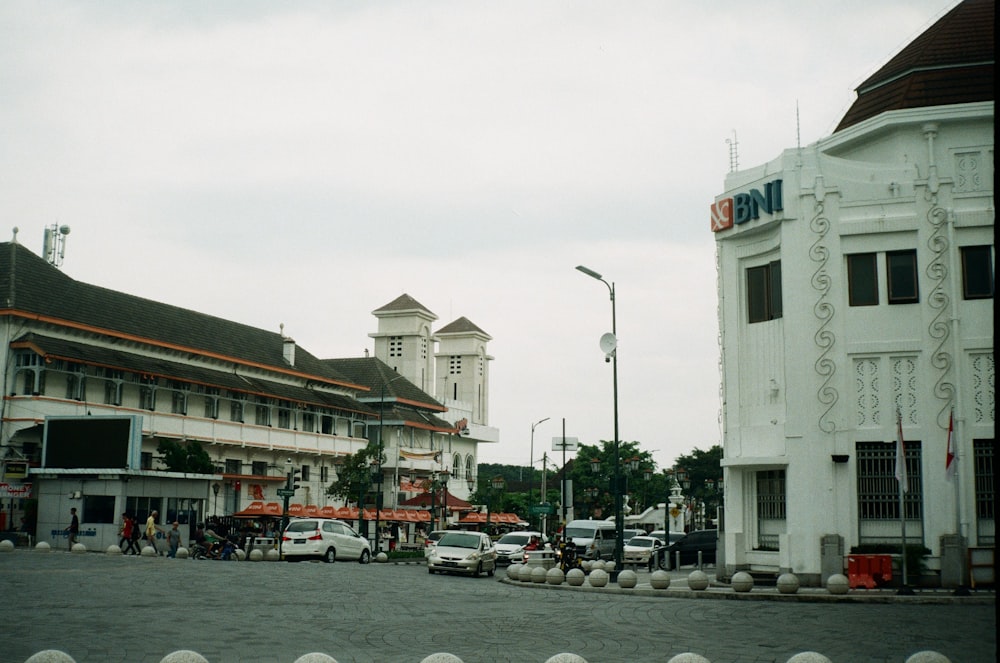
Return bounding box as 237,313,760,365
747,265,769,323
887,250,918,304
769,260,782,319
848,253,879,306
962,246,994,299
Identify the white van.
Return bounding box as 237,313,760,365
563,519,617,560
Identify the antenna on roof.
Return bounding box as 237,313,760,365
43,223,71,268
11,227,18,243
796,101,801,150
726,130,739,173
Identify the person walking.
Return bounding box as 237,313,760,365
64,507,79,551
118,513,138,554
144,510,164,555
165,521,182,558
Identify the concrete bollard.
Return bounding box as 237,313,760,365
687,569,710,590
617,569,638,588
546,567,565,585
158,651,210,663
826,573,849,595
419,654,464,663
667,654,711,663
785,653,833,663
375,552,388,563
566,568,586,586
175,547,189,559
35,541,51,553
905,652,951,663
731,571,754,592
531,566,548,583
544,654,589,663
0,539,15,553
777,573,800,594
24,651,76,662
650,569,671,590
106,545,122,555
265,548,281,562
249,548,264,562
140,545,157,557
293,654,339,663
70,543,87,554
588,568,609,587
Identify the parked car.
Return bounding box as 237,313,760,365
423,530,450,558
621,528,646,542
654,529,717,570
649,530,686,546
426,530,497,577
494,531,545,565
623,535,664,565
281,518,371,564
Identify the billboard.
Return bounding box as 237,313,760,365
42,415,142,469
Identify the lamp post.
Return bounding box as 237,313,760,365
375,374,406,554
528,417,550,530
438,470,450,530
576,264,622,579
487,475,505,536
212,482,220,517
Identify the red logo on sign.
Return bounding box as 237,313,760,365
710,199,733,232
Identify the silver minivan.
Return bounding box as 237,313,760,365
282,518,372,564
563,519,617,560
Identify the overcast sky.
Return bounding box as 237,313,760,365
1,1,955,472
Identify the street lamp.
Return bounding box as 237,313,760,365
528,417,550,529
487,475,505,535
212,482,220,516
576,263,622,580
375,373,406,554
438,470,450,530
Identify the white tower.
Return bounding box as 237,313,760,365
369,294,437,394
434,317,492,426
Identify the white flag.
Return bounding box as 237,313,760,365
895,413,908,493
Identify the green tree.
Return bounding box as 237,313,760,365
325,444,383,505
156,439,215,474
673,444,723,501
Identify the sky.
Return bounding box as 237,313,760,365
1,0,956,472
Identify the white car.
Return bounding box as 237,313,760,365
281,518,371,564
623,535,664,565
494,531,545,565
427,531,497,577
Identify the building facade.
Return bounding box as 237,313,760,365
713,0,994,586
1,244,497,549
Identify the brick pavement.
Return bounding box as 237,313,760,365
1,550,995,663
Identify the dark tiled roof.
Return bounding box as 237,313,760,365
1,242,361,390
14,333,375,415
324,357,455,431
436,316,490,338
836,0,994,131
372,293,436,319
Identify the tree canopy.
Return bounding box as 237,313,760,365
156,439,215,474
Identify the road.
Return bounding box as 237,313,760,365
1,551,995,663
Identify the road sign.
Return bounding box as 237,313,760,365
529,503,554,515
276,488,296,497
552,436,578,451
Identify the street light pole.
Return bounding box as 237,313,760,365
576,264,622,580
375,373,405,554
528,417,550,530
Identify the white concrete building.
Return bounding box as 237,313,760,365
713,0,993,587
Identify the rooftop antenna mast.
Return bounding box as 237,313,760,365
43,224,71,268
726,130,739,173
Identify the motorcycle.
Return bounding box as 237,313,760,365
192,535,240,561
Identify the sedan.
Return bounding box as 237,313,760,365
623,535,663,565
427,531,497,577
654,529,717,570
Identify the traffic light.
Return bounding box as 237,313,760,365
290,468,302,492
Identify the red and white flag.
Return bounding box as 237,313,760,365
945,411,957,481
895,412,908,493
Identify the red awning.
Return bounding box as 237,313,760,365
457,512,522,525
232,501,283,518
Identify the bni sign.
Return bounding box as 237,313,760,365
552,437,578,452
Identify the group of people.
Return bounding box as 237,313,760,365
110,510,182,557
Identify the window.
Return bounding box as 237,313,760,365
140,452,153,470
200,386,219,419
82,495,116,524
320,465,329,483
755,470,786,551
251,461,267,477
886,250,918,304
277,402,292,429
856,441,923,544
974,439,995,545
389,336,403,358
302,411,316,433
962,246,994,299
230,395,244,423
847,253,878,306
254,397,271,426
301,465,311,481
449,356,462,375
171,382,187,415
103,369,123,406
747,260,782,323
225,459,242,475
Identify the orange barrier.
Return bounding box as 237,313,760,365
847,554,893,589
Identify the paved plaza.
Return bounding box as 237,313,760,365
0,549,995,663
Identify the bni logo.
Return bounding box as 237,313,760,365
710,178,783,233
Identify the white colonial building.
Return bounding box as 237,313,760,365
714,0,993,587
0,241,497,550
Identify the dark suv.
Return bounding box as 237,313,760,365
653,529,717,570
